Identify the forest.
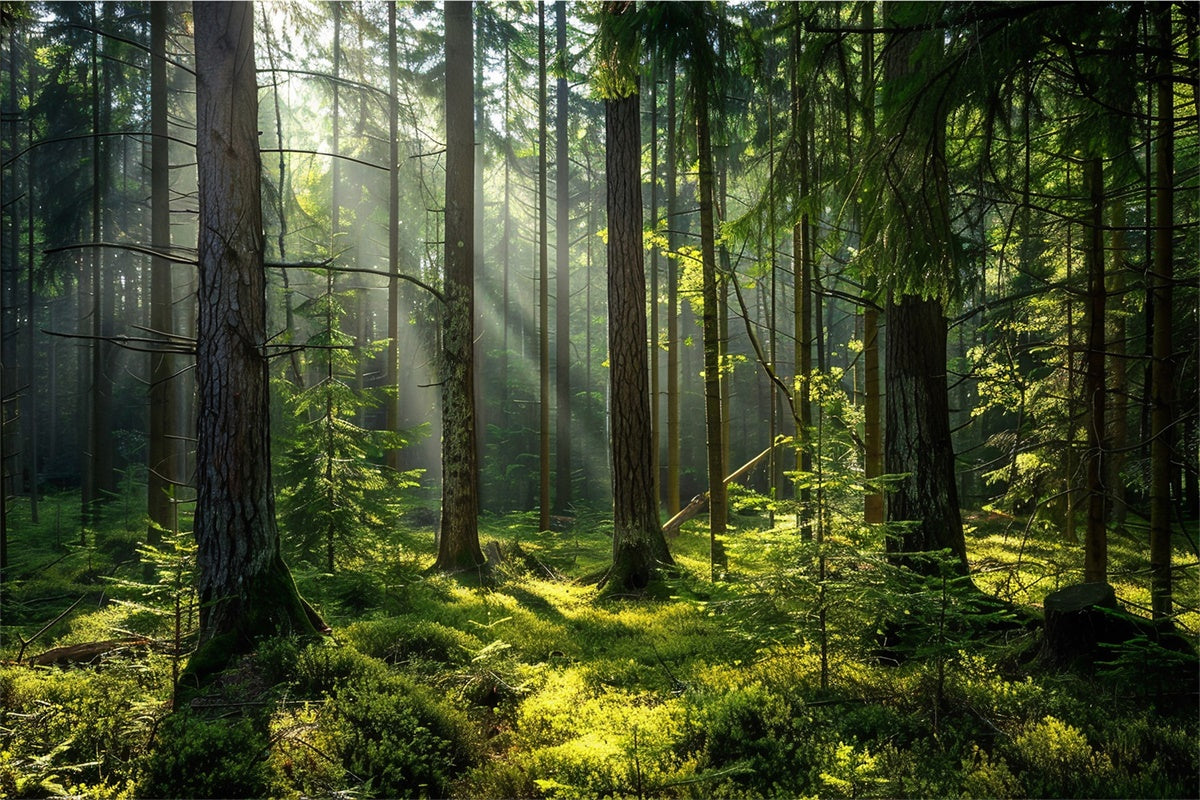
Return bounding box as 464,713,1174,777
0,0,1197,797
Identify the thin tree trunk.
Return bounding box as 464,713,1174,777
538,3,551,532
861,3,883,525
1107,197,1129,531
436,0,484,572
147,0,178,550
792,19,813,539
697,77,726,576
1082,155,1107,583
555,1,572,513
1149,4,1175,620
24,46,39,524
665,65,681,516
386,2,401,471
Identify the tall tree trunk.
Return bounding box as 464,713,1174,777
603,70,673,592
665,65,681,516
1107,197,1129,532
696,75,726,575
1149,4,1175,620
555,1,572,513
538,2,551,532
24,45,39,524
192,0,320,663
1082,155,1107,583
386,2,401,472
881,6,968,576
792,19,813,539
147,0,179,549
436,0,484,572
861,3,883,525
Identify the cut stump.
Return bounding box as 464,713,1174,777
1041,582,1127,667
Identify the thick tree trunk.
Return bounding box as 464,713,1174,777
436,0,485,572
884,295,969,574
192,1,319,662
604,68,673,591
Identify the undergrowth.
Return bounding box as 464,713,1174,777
0,489,1196,798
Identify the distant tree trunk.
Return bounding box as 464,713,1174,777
861,4,883,525
538,2,551,532
1107,197,1129,531
555,1,572,513
1082,156,1107,583
696,71,726,570
604,71,674,591
192,0,320,660
386,2,401,472
665,65,681,516
147,0,179,549
1149,5,1175,620
792,20,813,540
24,45,39,525
436,0,485,572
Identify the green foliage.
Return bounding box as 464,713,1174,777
141,711,272,799
321,673,479,798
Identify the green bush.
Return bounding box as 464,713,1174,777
320,673,479,798
140,711,271,799
341,617,481,666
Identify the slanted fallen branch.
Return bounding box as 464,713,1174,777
662,436,792,538
28,637,152,667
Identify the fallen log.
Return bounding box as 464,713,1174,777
662,436,791,537
28,637,152,667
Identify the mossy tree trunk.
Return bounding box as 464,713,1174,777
192,1,319,660
435,0,485,573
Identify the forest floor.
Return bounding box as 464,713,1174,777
1,491,1198,798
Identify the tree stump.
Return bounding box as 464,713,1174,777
1041,582,1123,667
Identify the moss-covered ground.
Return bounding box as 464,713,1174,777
1,491,1196,798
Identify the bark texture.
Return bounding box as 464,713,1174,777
435,0,485,572
192,1,317,657
605,85,673,591
884,295,969,574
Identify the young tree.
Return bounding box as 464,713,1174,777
599,0,673,591
191,0,322,666
435,0,485,572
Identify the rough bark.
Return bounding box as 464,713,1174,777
884,295,969,574
604,74,673,592
435,0,485,572
191,1,319,665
